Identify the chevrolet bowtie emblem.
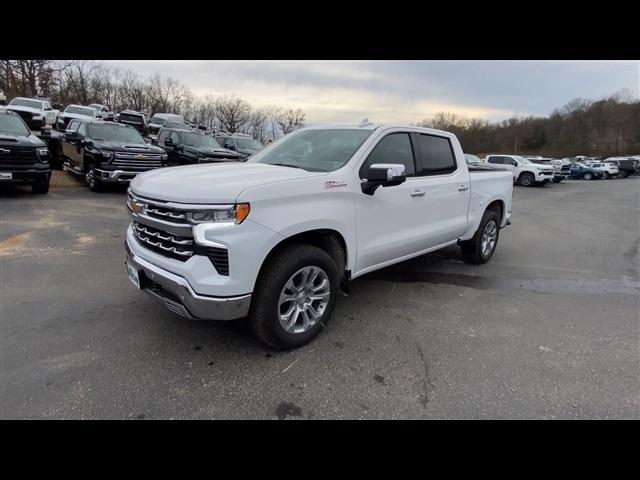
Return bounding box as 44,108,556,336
130,201,145,215
0,148,10,155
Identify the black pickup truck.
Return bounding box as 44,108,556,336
57,118,168,192
157,128,243,165
0,109,51,193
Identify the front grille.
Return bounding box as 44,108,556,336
561,165,570,172
112,151,163,170
144,205,189,224
0,147,38,165
132,221,193,261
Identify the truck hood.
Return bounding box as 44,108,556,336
0,133,45,147
95,141,165,154
183,145,243,159
130,162,324,203
61,112,94,120
6,105,41,115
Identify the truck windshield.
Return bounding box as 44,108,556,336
89,123,145,143
9,98,43,109
249,129,373,172
181,132,222,149
0,114,31,136
66,106,95,116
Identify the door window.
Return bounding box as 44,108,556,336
77,123,86,137
67,120,79,132
359,133,416,179
486,156,504,164
416,134,456,175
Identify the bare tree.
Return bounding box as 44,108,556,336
215,95,252,133
276,108,305,135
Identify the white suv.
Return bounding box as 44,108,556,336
588,162,619,179
485,154,555,186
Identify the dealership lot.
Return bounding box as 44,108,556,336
1,173,638,419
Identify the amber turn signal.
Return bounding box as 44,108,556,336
235,203,250,224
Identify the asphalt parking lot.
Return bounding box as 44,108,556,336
1,172,639,419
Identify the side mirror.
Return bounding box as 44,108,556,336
362,163,406,195
164,138,174,147
65,130,78,140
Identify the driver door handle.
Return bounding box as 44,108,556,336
410,190,426,197
458,185,469,191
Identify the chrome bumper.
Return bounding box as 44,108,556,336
125,239,251,321
96,169,142,183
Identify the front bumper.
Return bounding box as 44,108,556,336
0,167,51,185
125,238,251,320
96,168,144,183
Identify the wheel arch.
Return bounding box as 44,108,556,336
256,228,350,288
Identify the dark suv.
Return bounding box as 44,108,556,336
0,110,52,193
214,132,264,159
158,128,243,165
61,119,167,191
117,110,148,136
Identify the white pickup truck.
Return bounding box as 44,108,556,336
485,154,555,186
125,125,513,349
6,97,59,129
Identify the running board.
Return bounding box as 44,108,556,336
63,161,84,176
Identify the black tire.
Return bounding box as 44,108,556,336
460,209,500,265
603,172,610,179
583,172,592,180
85,163,103,192
518,172,535,187
249,243,339,350
552,177,562,183
32,181,50,194
619,171,628,178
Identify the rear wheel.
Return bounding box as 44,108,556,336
518,172,535,187
583,172,593,180
603,172,610,179
460,209,500,265
249,244,339,350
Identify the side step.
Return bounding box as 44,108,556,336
63,160,84,176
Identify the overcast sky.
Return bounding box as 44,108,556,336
104,60,639,124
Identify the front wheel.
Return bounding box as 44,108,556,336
603,172,610,179
518,172,535,187
583,172,593,180
460,209,500,265
85,165,103,192
249,244,338,350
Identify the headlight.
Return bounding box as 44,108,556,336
101,151,115,161
161,154,168,161
186,203,250,225
37,147,49,156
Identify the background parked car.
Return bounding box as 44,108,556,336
61,118,167,192
147,113,184,139
526,156,570,183
0,89,7,105
6,97,59,129
588,161,619,179
158,128,243,165
215,132,265,159
0,109,52,193
116,110,148,136
569,162,604,180
57,104,98,130
604,157,638,178
485,154,555,186
88,103,111,120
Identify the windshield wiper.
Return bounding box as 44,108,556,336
269,163,306,170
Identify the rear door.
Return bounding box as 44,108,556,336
412,132,470,244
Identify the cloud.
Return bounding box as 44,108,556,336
102,60,640,124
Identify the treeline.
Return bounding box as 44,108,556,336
417,89,640,157
0,60,306,142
